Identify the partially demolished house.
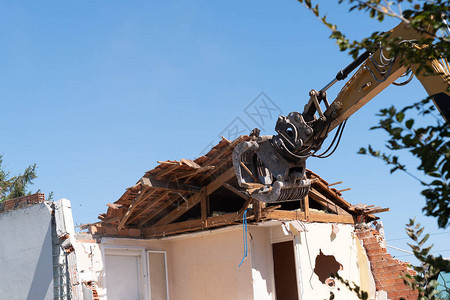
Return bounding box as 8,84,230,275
0,136,419,300
76,136,418,300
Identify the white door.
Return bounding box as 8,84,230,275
105,251,143,300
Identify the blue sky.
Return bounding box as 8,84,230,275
1,0,448,263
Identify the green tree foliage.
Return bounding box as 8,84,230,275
0,155,37,201
359,98,449,228
295,1,449,299
402,219,450,299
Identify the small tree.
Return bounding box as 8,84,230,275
0,155,37,201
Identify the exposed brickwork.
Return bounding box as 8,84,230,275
84,282,100,300
0,193,45,213
356,228,418,300
89,223,142,237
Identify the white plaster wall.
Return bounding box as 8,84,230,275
0,203,54,300
76,237,171,299
248,226,276,300
248,222,365,300
76,239,105,297
297,223,362,300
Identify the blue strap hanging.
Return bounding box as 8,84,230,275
238,208,250,267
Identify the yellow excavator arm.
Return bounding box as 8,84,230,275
327,22,449,132
232,21,450,203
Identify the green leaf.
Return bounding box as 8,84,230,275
405,119,414,129
418,234,429,246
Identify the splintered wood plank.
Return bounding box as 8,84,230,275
264,210,355,224
127,191,171,224
197,136,245,181
154,168,236,226
118,187,155,230
141,176,200,193
312,179,351,207
155,162,182,180
142,212,238,238
365,208,390,214
309,188,350,215
174,166,215,180
308,211,355,224
180,158,201,169
138,194,183,227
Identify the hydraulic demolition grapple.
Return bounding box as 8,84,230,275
232,21,450,203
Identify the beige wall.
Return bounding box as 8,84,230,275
168,227,253,300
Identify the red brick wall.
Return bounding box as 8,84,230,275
0,193,45,213
356,228,418,300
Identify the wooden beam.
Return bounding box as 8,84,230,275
142,212,238,238
309,211,355,224
223,183,251,200
304,195,310,220
128,191,171,224
154,168,236,226
309,188,350,215
222,183,255,220
141,176,201,193
201,188,207,228
264,210,355,224
174,166,215,180
200,136,244,173
365,208,390,214
196,137,246,182
312,179,352,207
254,199,261,222
240,162,258,182
155,163,182,180
327,181,343,187
137,193,179,227
118,187,155,230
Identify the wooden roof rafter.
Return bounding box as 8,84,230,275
118,187,158,230
140,176,201,194
126,190,172,224
138,191,191,227
153,167,237,226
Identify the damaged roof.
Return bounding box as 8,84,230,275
87,135,388,238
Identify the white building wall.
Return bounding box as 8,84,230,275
248,222,368,300
0,203,54,300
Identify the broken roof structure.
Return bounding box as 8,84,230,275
73,136,421,300
0,136,420,300
88,135,388,239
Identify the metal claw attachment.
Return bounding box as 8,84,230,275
232,136,310,203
